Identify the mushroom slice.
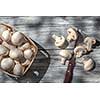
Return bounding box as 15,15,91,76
66,27,78,42
52,34,68,49
84,37,96,51
74,45,87,58
59,50,72,64
82,56,94,71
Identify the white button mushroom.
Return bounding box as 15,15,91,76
52,34,68,49
66,27,78,42
0,45,9,56
24,49,33,60
18,42,31,51
74,45,87,58
82,56,94,71
13,60,24,76
9,48,23,60
2,41,24,61
59,50,72,64
0,58,14,71
11,32,26,46
2,29,12,42
84,37,96,52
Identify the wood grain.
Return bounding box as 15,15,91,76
0,16,100,83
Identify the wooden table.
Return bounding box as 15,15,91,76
0,16,100,83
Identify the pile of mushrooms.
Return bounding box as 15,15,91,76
52,26,97,71
0,23,35,76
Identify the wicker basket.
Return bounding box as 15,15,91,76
0,23,38,78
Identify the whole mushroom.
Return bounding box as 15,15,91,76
2,28,12,42
59,50,72,64
9,48,24,61
52,34,68,49
13,60,24,76
0,57,15,71
0,45,9,56
2,41,24,61
11,32,26,46
24,48,33,60
84,37,96,52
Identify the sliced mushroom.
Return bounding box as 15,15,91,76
52,34,68,49
74,45,87,58
82,56,94,71
66,27,78,42
59,50,72,64
84,37,96,51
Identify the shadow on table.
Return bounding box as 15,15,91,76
10,40,50,83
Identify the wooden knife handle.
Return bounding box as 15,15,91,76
64,57,76,83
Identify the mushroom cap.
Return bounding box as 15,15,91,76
83,58,94,71
67,27,78,42
24,49,33,59
11,32,24,46
0,45,9,56
18,42,31,51
9,48,23,60
2,30,11,41
13,63,24,75
74,45,87,58
1,58,14,71
59,50,72,59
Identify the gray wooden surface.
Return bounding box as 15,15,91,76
0,16,100,83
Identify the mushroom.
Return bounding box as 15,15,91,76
0,45,9,56
66,27,78,42
18,42,31,51
11,32,26,46
9,48,23,61
84,37,96,51
2,28,13,42
82,56,94,71
24,48,33,60
74,45,87,58
52,34,68,49
2,41,24,61
13,60,24,76
0,57,15,71
59,50,72,64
